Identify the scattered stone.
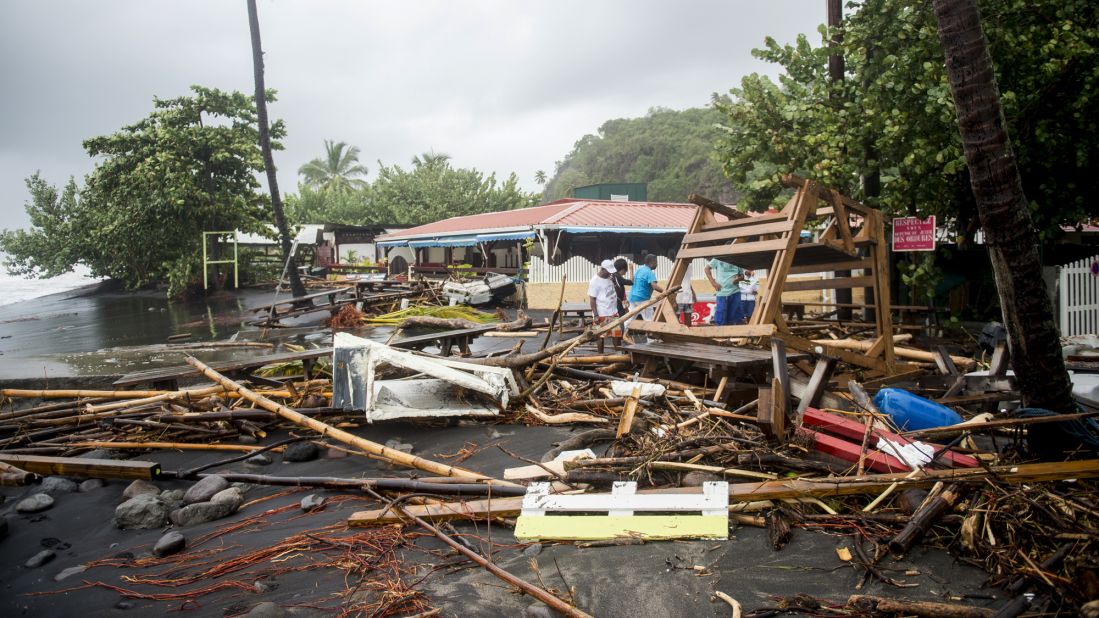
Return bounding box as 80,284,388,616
522,542,543,557
54,564,88,581
79,479,105,492
245,453,272,466
16,493,54,513
114,494,169,529
238,435,258,445
39,477,78,495
160,489,185,502
384,438,414,454
524,602,561,618
231,482,255,494
325,447,347,459
300,494,325,512
82,448,124,460
115,600,134,610
24,549,56,568
122,480,160,499
253,578,279,593
169,487,242,527
153,531,186,557
282,442,319,462
681,471,722,487
247,601,288,618
183,475,228,504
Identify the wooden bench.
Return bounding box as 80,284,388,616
624,340,807,384
113,348,333,390
389,325,497,356
249,287,354,325
559,302,594,326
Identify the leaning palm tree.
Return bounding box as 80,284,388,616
534,170,547,185
298,140,369,192
933,0,1073,414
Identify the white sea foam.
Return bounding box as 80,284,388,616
0,263,101,307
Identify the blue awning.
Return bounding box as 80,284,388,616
475,231,536,242
376,239,408,247
408,236,480,248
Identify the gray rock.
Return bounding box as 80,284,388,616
54,564,87,581
212,487,243,511
231,482,255,494
79,479,105,492
122,479,160,499
253,578,278,593
681,471,722,487
169,488,242,527
522,542,543,557
300,494,325,512
39,477,78,495
24,549,56,568
183,475,228,505
159,489,185,502
246,453,272,466
282,442,319,462
16,493,54,513
524,602,561,618
238,435,258,445
384,439,414,454
115,601,134,610
114,494,169,529
82,448,124,460
247,601,288,618
153,531,186,557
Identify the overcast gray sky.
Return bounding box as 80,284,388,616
0,0,824,229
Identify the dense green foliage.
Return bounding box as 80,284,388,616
287,152,538,226
298,140,368,192
714,0,1097,238
0,86,280,296
543,107,739,204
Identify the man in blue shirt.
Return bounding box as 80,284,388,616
705,258,743,326
625,254,664,333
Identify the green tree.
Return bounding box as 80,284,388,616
713,0,1097,236
543,107,739,203
371,157,538,226
0,86,278,296
298,140,369,192
534,170,547,185
286,183,379,226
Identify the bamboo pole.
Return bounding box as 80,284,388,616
185,356,496,480
83,385,226,414
810,336,974,368
555,354,631,365
2,387,329,400
58,441,283,453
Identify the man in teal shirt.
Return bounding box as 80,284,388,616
705,258,743,325
625,254,664,333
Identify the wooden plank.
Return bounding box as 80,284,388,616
771,338,790,427
798,428,910,473
682,220,795,244
990,341,1010,378
0,454,161,480
520,483,727,513
676,238,789,261
514,515,728,541
390,325,497,349
788,258,874,275
688,193,744,221
776,332,888,373
829,188,856,253
626,321,777,338
782,275,876,292
796,357,838,415
756,184,817,326
348,460,1099,524
801,408,980,469
114,348,333,387
699,211,789,231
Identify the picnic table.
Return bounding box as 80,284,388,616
623,340,807,390
113,348,333,391
389,325,497,356
559,302,593,326
248,287,355,326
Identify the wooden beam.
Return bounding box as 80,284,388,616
796,357,838,416
0,454,161,480
348,460,1099,525
676,238,788,261
782,275,876,292
627,321,777,338
682,220,794,244
699,211,789,231
788,258,874,275
771,338,791,425
688,193,743,221
777,332,888,373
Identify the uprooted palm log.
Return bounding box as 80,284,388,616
398,310,532,331
184,355,502,481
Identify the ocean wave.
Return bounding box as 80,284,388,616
0,265,102,307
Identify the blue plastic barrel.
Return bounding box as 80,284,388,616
872,388,964,431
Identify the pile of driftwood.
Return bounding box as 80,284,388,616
2,291,1099,616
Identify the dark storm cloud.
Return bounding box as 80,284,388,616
0,0,823,228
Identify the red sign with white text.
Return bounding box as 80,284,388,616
892,216,936,251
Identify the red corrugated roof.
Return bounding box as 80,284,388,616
378,198,704,240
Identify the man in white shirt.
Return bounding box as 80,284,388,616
588,259,621,352
734,269,760,324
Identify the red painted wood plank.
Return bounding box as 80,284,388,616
797,428,910,473
801,408,979,468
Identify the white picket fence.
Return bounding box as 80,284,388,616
1059,255,1099,336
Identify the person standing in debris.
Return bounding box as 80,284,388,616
589,259,622,353
611,258,632,317
625,253,665,334
676,269,697,326
705,257,742,325
734,269,759,324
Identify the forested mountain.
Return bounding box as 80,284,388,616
542,107,738,204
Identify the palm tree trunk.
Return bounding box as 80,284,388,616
247,0,305,298
933,0,1074,412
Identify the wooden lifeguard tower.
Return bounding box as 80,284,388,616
629,175,899,375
